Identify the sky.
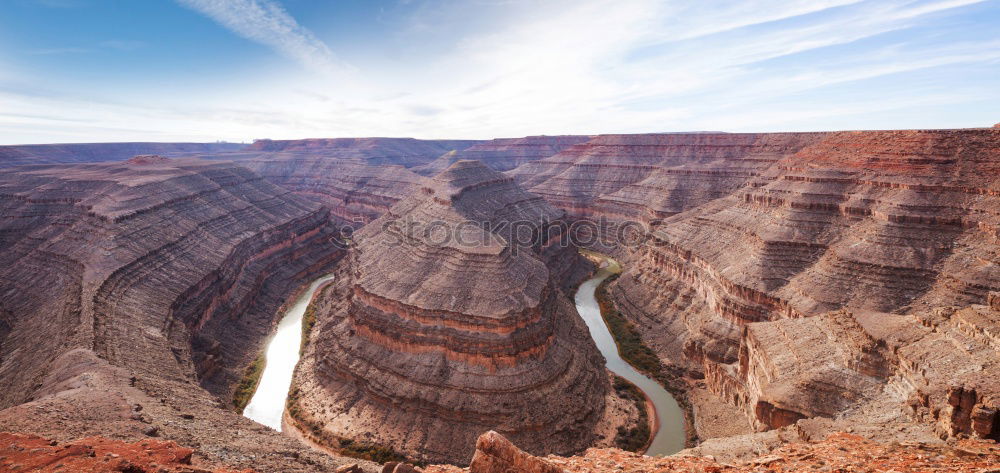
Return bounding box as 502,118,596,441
0,0,998,144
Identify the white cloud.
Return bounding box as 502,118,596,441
176,0,349,75
2,0,997,143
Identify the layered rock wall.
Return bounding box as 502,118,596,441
414,136,591,175
0,159,360,472
291,161,614,465
588,129,1000,442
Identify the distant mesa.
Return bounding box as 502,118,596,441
126,154,171,165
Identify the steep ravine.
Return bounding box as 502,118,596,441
574,252,685,456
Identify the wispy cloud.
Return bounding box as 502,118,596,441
2,0,998,144
176,0,348,74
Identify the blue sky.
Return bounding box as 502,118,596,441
0,0,998,144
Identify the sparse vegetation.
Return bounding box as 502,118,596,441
232,354,266,414
300,299,319,355
612,375,651,452
286,386,414,465
595,274,664,374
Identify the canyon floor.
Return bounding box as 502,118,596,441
0,128,998,472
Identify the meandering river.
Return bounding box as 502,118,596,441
243,274,335,431
575,251,686,456
245,254,684,456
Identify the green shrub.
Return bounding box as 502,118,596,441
596,275,663,375
232,354,266,413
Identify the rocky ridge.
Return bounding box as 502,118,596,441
288,161,626,465
0,159,367,472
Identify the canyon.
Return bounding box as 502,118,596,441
0,127,997,473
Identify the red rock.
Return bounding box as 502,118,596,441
469,431,565,473
0,432,252,473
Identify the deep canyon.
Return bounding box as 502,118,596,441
0,128,998,473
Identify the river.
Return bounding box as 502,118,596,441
243,274,336,431
245,256,684,456
575,251,686,456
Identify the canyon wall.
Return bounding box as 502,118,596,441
0,158,365,472
414,136,591,175
238,158,429,224
0,142,243,167
243,137,481,167
531,129,1000,444
290,161,624,465
508,132,827,223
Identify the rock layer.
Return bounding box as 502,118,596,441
570,129,1000,444
0,142,243,167
0,159,363,472
414,136,591,175
291,161,612,465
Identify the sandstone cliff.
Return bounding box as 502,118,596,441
290,161,622,465
0,159,366,472
540,129,1000,447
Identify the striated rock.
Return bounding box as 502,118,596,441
0,159,369,472
414,135,590,175
290,160,612,465
239,158,429,224
245,137,480,167
508,132,827,224
126,154,172,165
0,142,242,167
469,431,565,473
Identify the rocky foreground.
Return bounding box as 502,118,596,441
426,430,1000,473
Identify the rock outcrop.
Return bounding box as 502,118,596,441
467,431,565,473
290,161,615,465
0,432,256,473
427,430,1000,473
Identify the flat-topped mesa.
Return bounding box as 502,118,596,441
508,132,828,225
291,160,612,465
126,154,171,165
413,136,591,175
246,137,480,167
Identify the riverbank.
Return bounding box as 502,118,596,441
593,273,701,448
582,250,703,449
574,251,685,456
242,274,336,431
